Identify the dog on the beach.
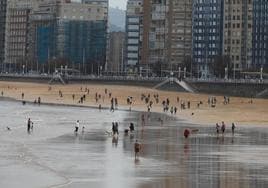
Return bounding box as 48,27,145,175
6,126,11,131
105,131,113,136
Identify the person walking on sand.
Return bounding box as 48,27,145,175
75,120,80,133
134,140,141,159
231,123,236,135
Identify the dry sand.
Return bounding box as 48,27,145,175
0,81,267,126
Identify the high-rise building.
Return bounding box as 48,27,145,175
192,0,224,78
4,0,54,72
126,0,192,75
4,0,108,74
55,0,108,74
0,0,7,71
141,0,169,73
223,0,252,73
107,32,125,73
168,0,192,69
252,0,268,69
125,0,143,73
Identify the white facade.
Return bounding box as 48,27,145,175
125,0,142,71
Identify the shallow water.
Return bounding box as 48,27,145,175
0,100,267,188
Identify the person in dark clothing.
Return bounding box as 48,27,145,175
27,118,32,132
38,97,41,105
232,123,236,135
129,123,135,132
112,122,116,135
221,121,226,135
115,122,119,135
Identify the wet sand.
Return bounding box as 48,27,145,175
0,100,267,188
0,81,267,126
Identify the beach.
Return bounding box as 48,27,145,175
0,81,267,126
0,100,267,188
0,81,268,188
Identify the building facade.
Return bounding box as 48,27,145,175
223,0,252,73
4,0,108,74
168,0,192,69
107,32,125,74
4,0,54,72
125,0,143,73
0,0,7,71
192,0,224,78
252,0,268,69
141,0,169,74
55,1,108,74
126,0,193,75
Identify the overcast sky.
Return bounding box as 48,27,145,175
109,0,127,10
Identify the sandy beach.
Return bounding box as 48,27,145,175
0,81,267,126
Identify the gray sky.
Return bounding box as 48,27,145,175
109,0,127,10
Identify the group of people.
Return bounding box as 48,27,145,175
216,121,236,135
74,120,85,134
112,122,119,135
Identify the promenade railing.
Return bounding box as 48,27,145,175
0,73,267,84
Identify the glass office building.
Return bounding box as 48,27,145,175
252,0,268,69
192,0,224,78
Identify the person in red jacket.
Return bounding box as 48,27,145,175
184,129,190,138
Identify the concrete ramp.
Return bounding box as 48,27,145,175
174,79,196,93
49,74,66,85
256,89,268,98
153,78,196,93
153,79,170,89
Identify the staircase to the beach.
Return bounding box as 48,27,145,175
153,78,196,93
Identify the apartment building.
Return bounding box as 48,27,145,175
0,0,7,71
223,0,253,72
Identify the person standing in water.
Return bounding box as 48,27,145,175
221,121,226,135
27,118,32,133
216,123,220,135
129,122,135,132
231,123,236,135
134,140,141,159
75,120,80,133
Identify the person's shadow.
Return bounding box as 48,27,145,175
112,136,118,147
134,158,140,165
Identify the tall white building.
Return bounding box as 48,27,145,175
125,0,143,73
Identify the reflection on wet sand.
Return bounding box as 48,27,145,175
132,113,268,188
0,101,267,188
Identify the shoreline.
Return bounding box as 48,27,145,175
0,81,267,127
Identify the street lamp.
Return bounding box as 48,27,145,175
22,65,25,75
260,67,263,81
224,67,228,80
100,66,102,76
